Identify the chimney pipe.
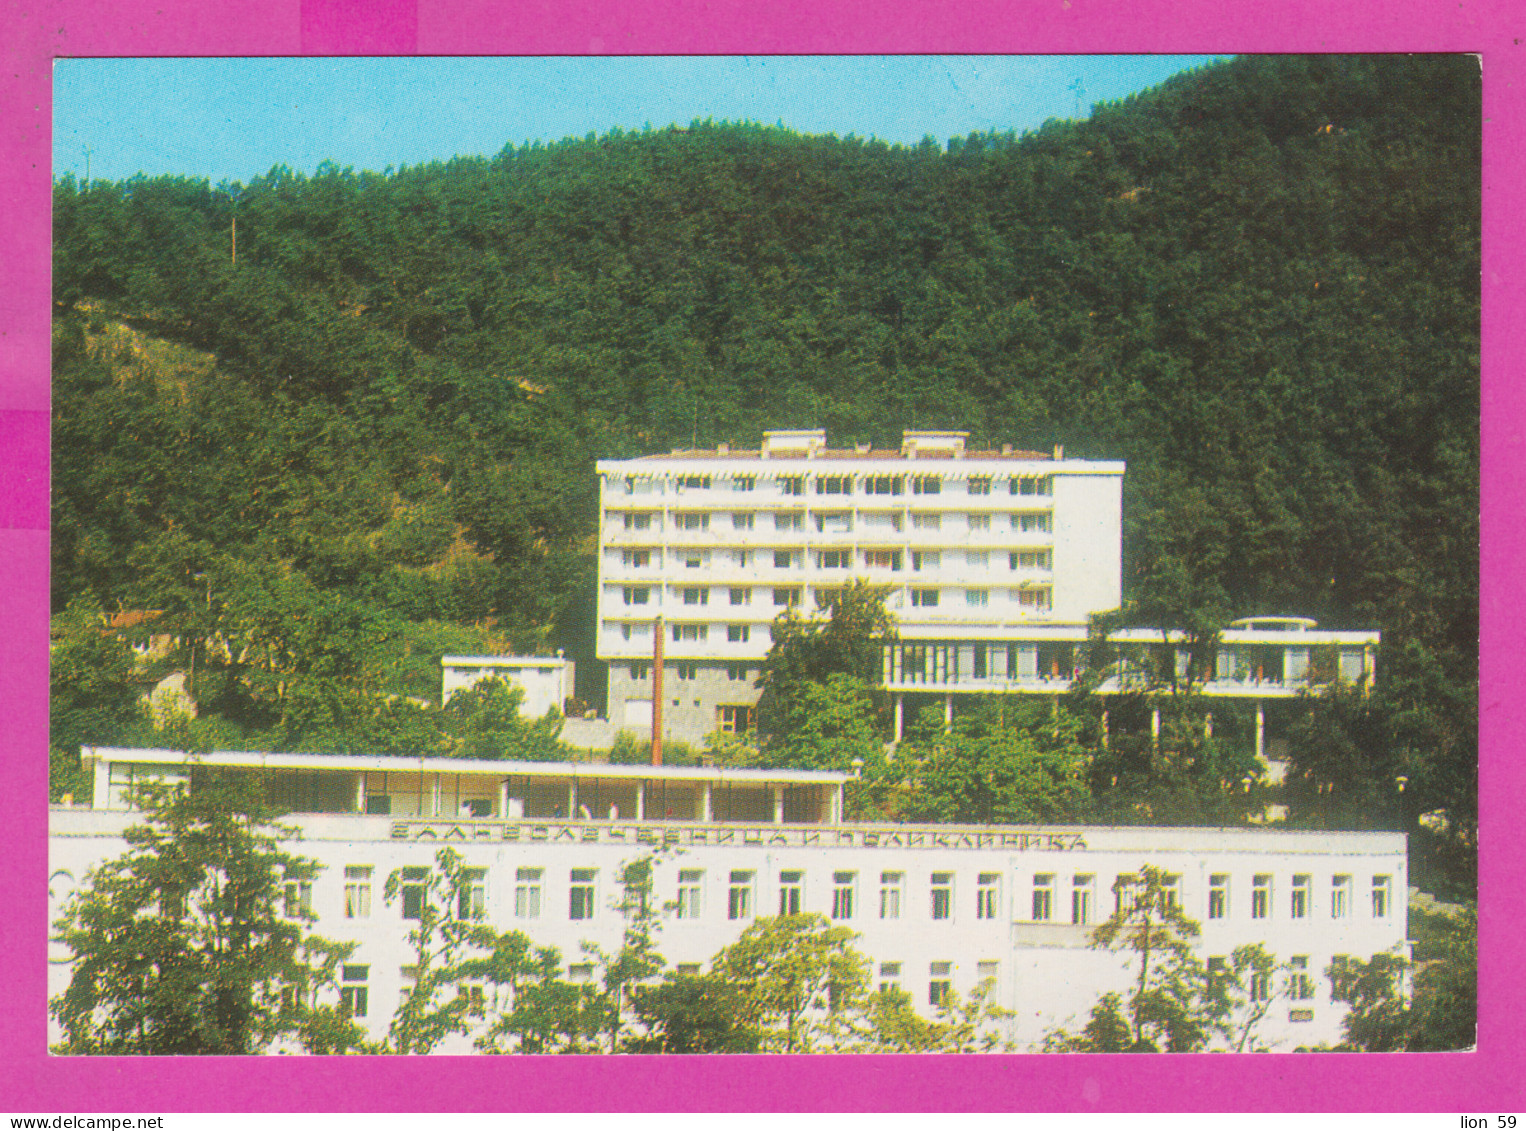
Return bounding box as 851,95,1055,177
651,616,664,766
1053,443,1064,461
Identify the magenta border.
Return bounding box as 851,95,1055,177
3,0,1520,1112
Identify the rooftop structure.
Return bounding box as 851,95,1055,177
50,747,1409,1053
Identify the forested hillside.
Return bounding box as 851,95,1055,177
50,55,1479,874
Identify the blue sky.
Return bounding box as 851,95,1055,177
53,55,1226,186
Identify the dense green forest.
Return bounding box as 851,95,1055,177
50,55,1479,883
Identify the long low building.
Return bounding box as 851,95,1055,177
49,748,1409,1053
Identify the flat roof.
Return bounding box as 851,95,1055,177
83,747,850,786
441,655,568,667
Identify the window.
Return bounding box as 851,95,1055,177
864,550,901,570
879,962,902,993
1010,550,1051,569
676,964,702,975
672,624,707,643
931,872,954,920
968,514,991,532
976,960,999,984
624,513,652,530
283,879,313,920
1162,874,1182,911
728,871,754,920
865,476,902,495
773,587,800,607
732,475,755,492
729,586,750,605
735,549,752,568
1252,875,1272,919
677,870,704,919
780,476,804,496
1289,956,1314,1000
879,871,903,919
929,962,953,1006
774,512,803,531
912,475,941,495
458,982,487,1017
569,869,597,920
968,477,991,495
1208,874,1229,920
817,475,850,495
568,963,595,983
623,586,650,606
1249,970,1273,1002
675,513,709,531
911,551,941,571
966,589,989,608
773,550,795,569
339,965,368,1018
1207,956,1228,990
1032,874,1055,921
1012,476,1051,496
911,589,940,608
732,512,754,530
628,663,650,680
683,587,708,606
683,552,706,569
1332,875,1352,919
400,867,428,920
912,513,942,531
966,550,988,569
344,866,372,919
1014,513,1051,533
727,624,750,643
779,871,804,916
515,868,543,919
818,550,850,569
671,662,698,680
1071,875,1095,925
1113,874,1143,916
976,873,1000,920
680,475,711,490
718,705,753,734
831,872,856,920
1372,875,1391,918
1291,874,1311,919
623,549,651,567
458,868,487,921
726,664,750,682
1016,587,1051,610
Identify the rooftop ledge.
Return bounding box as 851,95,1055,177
82,747,851,787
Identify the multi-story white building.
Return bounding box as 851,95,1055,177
595,430,1378,747
50,747,1409,1053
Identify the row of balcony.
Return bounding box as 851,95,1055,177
602,530,1057,553
600,561,1056,584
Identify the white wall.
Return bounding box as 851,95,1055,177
49,808,1406,1054
1050,472,1123,621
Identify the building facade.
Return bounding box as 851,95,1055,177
596,429,1125,743
50,748,1409,1053
595,430,1379,747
